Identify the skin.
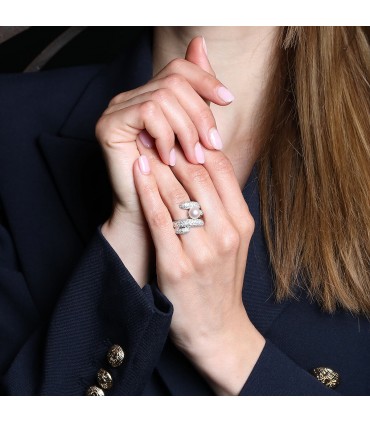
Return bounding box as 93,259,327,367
153,27,279,188
99,27,278,395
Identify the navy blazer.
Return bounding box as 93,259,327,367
0,29,369,396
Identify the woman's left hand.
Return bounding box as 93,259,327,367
133,141,265,395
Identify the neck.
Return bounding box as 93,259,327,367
153,27,279,188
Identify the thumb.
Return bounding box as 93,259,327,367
185,36,215,77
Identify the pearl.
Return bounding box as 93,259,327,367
189,206,201,219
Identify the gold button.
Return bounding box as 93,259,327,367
311,367,340,389
107,344,125,368
86,385,105,396
97,368,113,390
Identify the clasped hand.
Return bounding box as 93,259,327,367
98,36,265,395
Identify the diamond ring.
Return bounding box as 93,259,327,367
173,201,204,235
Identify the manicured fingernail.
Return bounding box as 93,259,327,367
139,155,150,174
138,130,154,148
202,37,208,56
217,86,235,103
195,142,205,164
209,128,223,150
169,148,176,166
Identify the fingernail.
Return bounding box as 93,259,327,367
138,130,154,148
139,155,150,174
202,37,208,56
209,128,223,150
194,142,205,164
169,148,176,166
217,86,235,103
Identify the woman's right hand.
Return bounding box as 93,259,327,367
97,36,234,286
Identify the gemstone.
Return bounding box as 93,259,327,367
189,206,201,219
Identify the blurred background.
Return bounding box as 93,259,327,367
0,27,144,73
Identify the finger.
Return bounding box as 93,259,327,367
110,59,234,108
185,36,215,77
184,38,223,150
202,149,252,226
136,140,206,243
104,89,204,164
170,146,231,236
183,36,221,151
151,41,225,151
108,77,222,153
133,155,182,256
185,36,213,109
97,101,175,166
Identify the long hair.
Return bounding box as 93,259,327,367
258,27,370,315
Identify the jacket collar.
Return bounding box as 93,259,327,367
38,29,154,241
39,28,291,394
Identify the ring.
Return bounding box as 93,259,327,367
178,201,204,219
173,201,204,235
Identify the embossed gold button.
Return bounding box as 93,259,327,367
97,368,113,390
86,385,105,396
107,344,125,368
311,367,340,389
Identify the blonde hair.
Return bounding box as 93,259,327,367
259,27,370,315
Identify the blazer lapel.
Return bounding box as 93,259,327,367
38,29,154,243
38,133,112,243
59,27,154,142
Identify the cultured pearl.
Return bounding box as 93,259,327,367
189,206,201,219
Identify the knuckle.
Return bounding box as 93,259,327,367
181,122,198,142
200,72,215,89
151,88,173,104
173,259,192,280
149,209,169,229
139,100,158,118
157,126,175,147
142,181,157,196
165,130,176,145
167,58,187,73
219,227,240,253
169,187,188,205
188,167,210,185
95,115,110,145
240,211,255,237
108,92,127,107
212,155,234,175
165,73,187,89
197,107,215,126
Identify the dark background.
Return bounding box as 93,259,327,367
0,27,144,73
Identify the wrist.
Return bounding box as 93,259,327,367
101,209,154,288
185,314,265,395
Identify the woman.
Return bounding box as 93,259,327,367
0,27,369,395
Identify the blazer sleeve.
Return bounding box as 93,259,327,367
239,339,339,395
0,224,173,395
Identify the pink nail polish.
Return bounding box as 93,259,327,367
139,155,150,174
209,128,223,150
169,148,176,166
138,130,154,148
217,86,235,103
195,142,205,164
202,37,208,56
